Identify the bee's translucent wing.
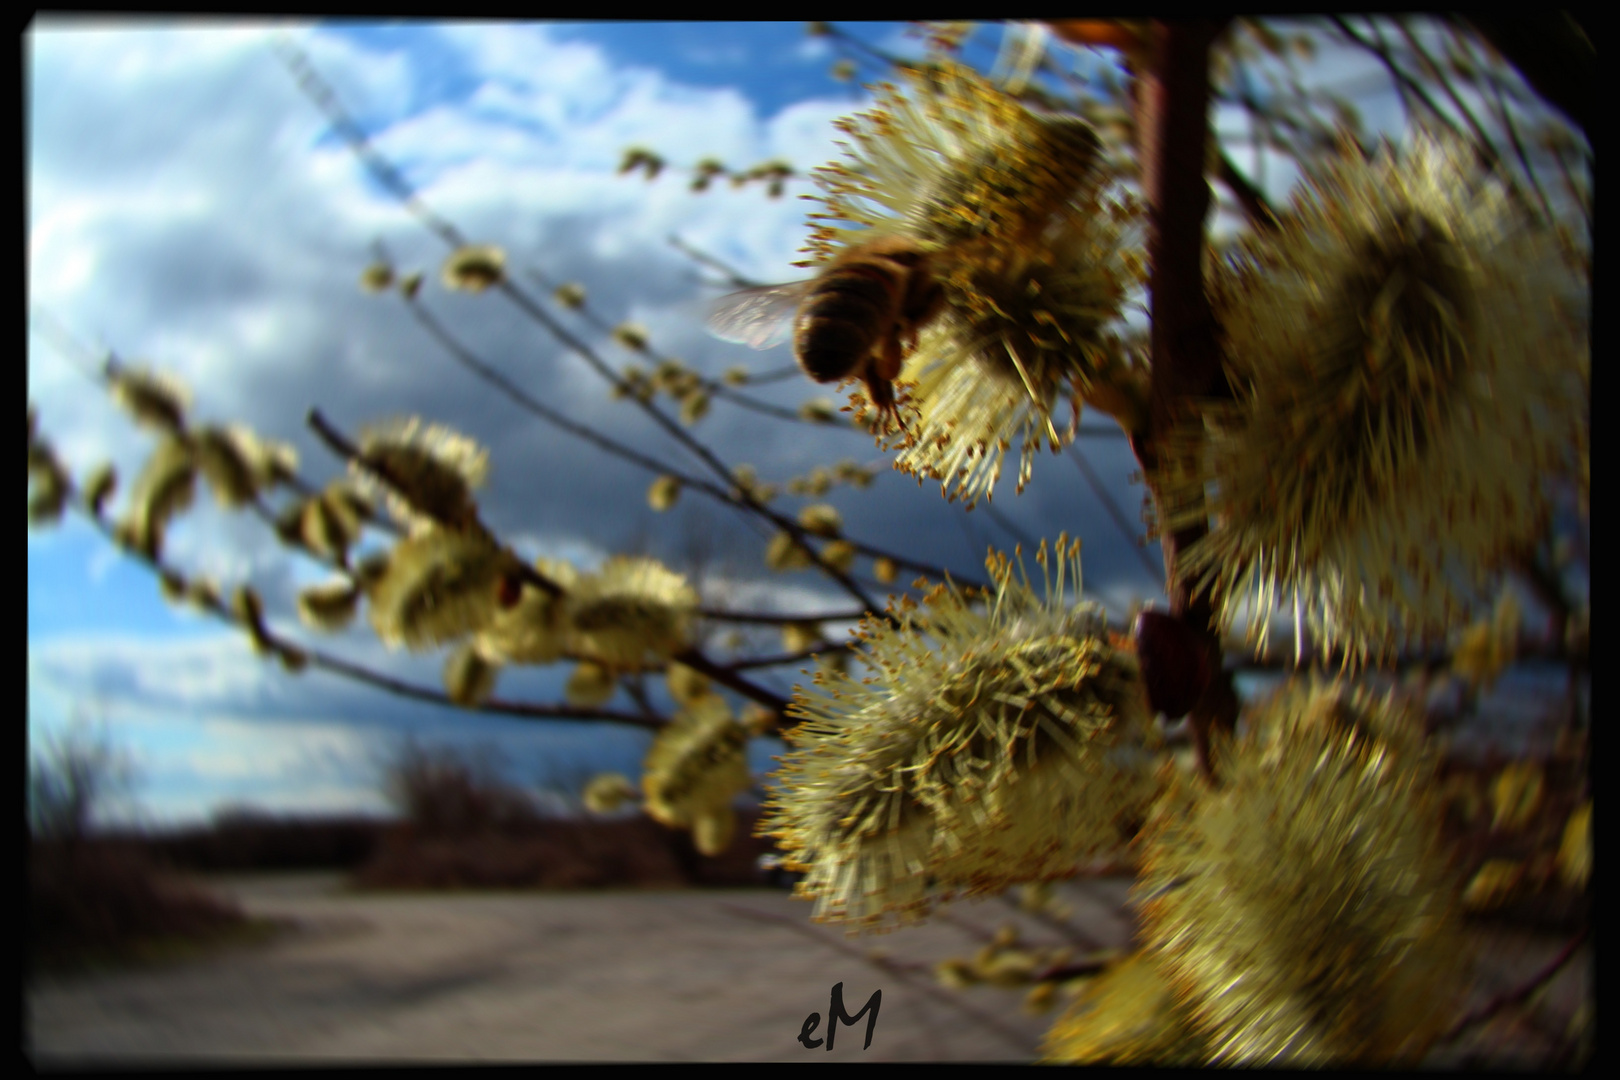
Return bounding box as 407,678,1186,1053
707,282,806,349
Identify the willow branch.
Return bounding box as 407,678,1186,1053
304,406,798,715
1435,927,1588,1046
666,232,765,289
1064,443,1164,587
1130,19,1236,779
700,606,869,626
1393,19,1542,220
399,291,989,594
1461,14,1592,142
65,493,664,731
47,354,775,728
523,263,869,433
1216,150,1278,232
275,35,892,614
727,641,854,671
302,645,664,729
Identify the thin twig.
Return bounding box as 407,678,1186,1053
667,232,765,289
500,268,887,612
307,406,797,715
64,490,666,730
303,644,665,729
1394,19,1542,220
400,292,987,594
1435,927,1588,1046
701,606,870,626
1478,51,1559,225
823,23,912,76
1460,14,1591,142
1217,150,1278,232
1065,444,1164,586
1326,17,1445,140
275,35,893,615
743,364,811,385
727,642,854,672
977,499,1037,553
524,263,868,433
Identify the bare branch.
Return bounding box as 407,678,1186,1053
1461,14,1592,142
667,232,765,289
1130,19,1237,779
397,294,987,594
1435,927,1588,1047
1065,444,1164,587
61,476,664,731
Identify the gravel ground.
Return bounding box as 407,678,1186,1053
25,872,1136,1063
25,871,1588,1064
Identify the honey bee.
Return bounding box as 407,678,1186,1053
708,235,947,427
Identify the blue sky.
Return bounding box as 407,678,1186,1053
26,19,1002,827
26,19,1580,829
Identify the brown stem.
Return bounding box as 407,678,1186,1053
1064,444,1164,586
728,642,854,671
1031,956,1117,983
278,38,901,615
401,291,989,596
1130,19,1238,780
308,407,792,714
1232,632,1579,675
669,647,789,717
699,606,869,626
70,492,664,730
1216,150,1278,232
1436,927,1588,1045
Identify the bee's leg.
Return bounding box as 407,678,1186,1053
865,373,901,430
865,371,910,436
876,333,906,383
866,373,893,412
871,339,910,432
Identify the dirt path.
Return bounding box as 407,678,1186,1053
26,871,1589,1064
25,872,1136,1062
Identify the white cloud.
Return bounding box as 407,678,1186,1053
30,20,1314,822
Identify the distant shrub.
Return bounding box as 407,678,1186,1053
28,723,134,844
380,738,541,835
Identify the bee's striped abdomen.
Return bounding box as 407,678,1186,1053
794,262,905,383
